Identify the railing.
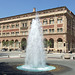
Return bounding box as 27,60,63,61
20,27,28,30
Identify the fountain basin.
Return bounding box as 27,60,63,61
17,65,56,72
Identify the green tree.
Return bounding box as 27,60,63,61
10,40,14,46
21,41,26,47
2,41,6,46
21,40,27,50
44,40,52,48
44,40,48,48
6,41,9,47
47,40,52,47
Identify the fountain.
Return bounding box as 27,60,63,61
17,14,56,72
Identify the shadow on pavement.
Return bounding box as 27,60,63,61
0,62,54,75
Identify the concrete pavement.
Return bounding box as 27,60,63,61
0,58,75,75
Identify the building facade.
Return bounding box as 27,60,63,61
0,6,75,53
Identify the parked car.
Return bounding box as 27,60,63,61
1,48,8,52
68,51,72,53
9,49,13,51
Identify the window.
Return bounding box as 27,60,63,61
50,19,54,24
6,33,9,36
11,25,15,28
16,32,19,35
2,33,5,36
7,25,9,29
57,28,63,32
16,24,19,28
49,29,51,32
22,23,24,27
57,28,59,32
43,19,48,25
60,28,63,32
22,23,27,27
43,29,47,33
22,31,28,35
57,38,63,42
57,18,62,24
52,29,54,32
11,32,14,35
49,29,54,33
22,32,25,35
25,23,27,27
3,26,5,29
25,31,28,34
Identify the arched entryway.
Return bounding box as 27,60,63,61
57,38,63,47
21,38,27,50
49,38,54,48
15,40,19,48
6,40,9,47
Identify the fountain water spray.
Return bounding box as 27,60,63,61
25,14,46,68
17,14,56,72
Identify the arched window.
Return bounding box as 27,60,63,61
57,38,63,42
49,38,54,48
57,28,63,32
57,17,62,24
57,38,63,48
43,19,48,25
49,19,54,24
22,21,27,27
43,38,48,48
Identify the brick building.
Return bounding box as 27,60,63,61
0,6,75,53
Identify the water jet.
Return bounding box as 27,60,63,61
17,14,56,72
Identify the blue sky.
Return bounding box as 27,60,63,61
0,0,75,18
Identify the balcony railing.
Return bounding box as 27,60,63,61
20,27,28,30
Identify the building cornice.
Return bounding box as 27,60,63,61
0,10,67,24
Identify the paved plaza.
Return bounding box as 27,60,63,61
0,57,75,75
